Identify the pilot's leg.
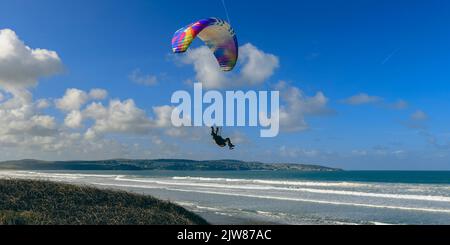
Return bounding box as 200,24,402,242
225,138,235,149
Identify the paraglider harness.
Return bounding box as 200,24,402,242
211,127,235,150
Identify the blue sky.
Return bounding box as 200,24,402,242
0,0,449,170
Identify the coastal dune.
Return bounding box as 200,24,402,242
0,179,208,225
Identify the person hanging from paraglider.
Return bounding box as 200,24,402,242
211,126,235,150
172,18,238,150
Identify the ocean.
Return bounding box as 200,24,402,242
2,170,450,225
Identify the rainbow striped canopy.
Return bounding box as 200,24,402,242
172,17,238,72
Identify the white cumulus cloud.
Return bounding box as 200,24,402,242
180,43,279,89
275,81,332,132
89,88,108,100
55,88,89,111
151,105,174,128
0,90,58,145
83,99,154,137
0,29,63,90
239,43,279,85
64,110,83,128
35,98,51,109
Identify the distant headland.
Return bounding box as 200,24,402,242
0,159,341,172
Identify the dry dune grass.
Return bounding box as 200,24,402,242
0,179,208,225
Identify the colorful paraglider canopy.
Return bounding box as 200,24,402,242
172,17,238,72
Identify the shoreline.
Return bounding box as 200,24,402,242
198,212,283,225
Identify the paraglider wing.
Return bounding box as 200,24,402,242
172,17,238,72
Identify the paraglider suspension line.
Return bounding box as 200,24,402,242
221,0,232,24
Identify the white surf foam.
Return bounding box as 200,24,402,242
115,176,450,203
172,176,368,187
90,182,450,214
